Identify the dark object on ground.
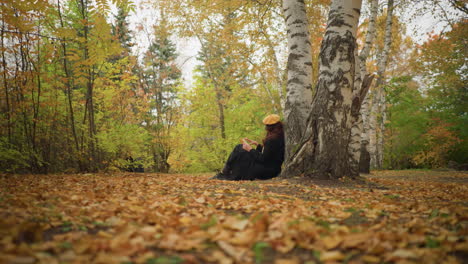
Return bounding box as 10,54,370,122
459,164,468,171
124,156,144,172
448,161,457,170
209,172,230,180
448,161,468,171
213,137,284,181
359,146,370,174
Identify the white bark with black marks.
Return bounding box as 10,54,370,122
283,0,363,179
282,0,313,161
370,0,394,169
359,94,371,172
377,97,387,167
349,0,379,172
349,72,373,175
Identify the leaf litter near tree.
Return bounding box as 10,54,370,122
0,170,467,263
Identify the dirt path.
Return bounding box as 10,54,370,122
0,170,467,263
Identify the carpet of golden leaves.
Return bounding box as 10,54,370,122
1,170,467,264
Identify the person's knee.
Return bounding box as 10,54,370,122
234,144,244,152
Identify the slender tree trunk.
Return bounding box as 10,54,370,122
369,0,394,169
182,14,227,142
17,32,37,171
57,0,80,156
257,6,286,110
260,27,285,110
214,87,226,139
349,73,373,175
349,0,379,175
377,97,387,167
282,0,314,161
359,94,371,172
200,44,226,140
283,0,363,179
246,57,280,113
1,14,11,143
369,88,378,168
260,70,280,114
31,25,42,162
79,0,97,171
358,0,379,173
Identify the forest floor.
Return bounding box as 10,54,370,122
0,170,467,264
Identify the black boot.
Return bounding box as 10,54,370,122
209,172,230,180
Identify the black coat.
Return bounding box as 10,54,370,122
222,136,285,180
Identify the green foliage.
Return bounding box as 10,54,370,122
171,79,227,172
417,21,468,165
0,0,146,173
383,21,467,169
0,138,29,173
139,24,182,172
1,0,464,174
96,123,152,169
170,77,274,173
200,215,218,230
253,241,270,264
145,256,184,264
112,7,133,52
384,76,430,169
425,237,440,248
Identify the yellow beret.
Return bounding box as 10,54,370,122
262,114,281,125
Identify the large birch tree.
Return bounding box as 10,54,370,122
283,0,364,179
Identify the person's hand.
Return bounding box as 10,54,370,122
244,138,258,146
242,139,252,152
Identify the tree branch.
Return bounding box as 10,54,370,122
0,29,65,41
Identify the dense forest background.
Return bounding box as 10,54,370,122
0,0,466,174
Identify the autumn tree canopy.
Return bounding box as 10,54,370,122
0,0,466,174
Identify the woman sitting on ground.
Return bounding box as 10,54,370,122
211,114,285,181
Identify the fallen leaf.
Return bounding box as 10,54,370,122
361,255,381,263
94,253,130,264
179,216,192,225
217,241,246,262
275,236,295,253
139,225,157,237
222,216,249,231
274,258,300,264
320,251,345,261
342,232,371,248
388,249,418,260
229,229,256,246
8,256,36,264
205,250,233,264
322,235,343,249
97,230,113,238
195,196,206,203
58,250,76,262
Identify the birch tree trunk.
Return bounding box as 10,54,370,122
349,0,378,174
349,72,373,175
283,0,363,179
377,98,387,167
358,0,379,173
369,88,378,168
359,94,372,172
282,0,313,161
369,0,394,169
